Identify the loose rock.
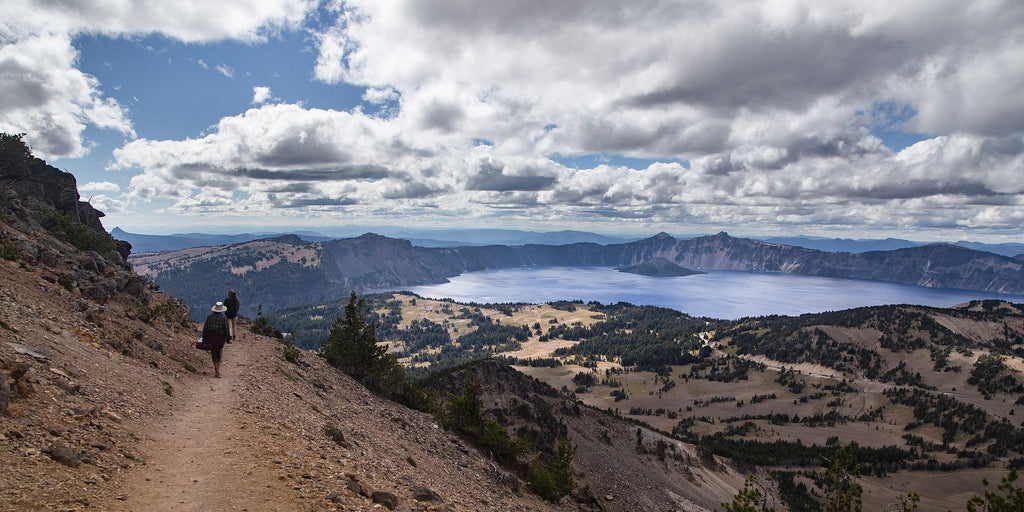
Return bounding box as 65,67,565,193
45,443,81,468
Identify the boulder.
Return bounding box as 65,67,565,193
412,486,443,503
370,490,399,510
45,443,81,468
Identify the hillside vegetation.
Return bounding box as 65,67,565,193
270,291,1024,510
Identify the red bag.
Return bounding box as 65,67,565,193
195,332,226,351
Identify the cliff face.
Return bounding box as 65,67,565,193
0,141,144,303
0,144,110,238
377,231,1024,293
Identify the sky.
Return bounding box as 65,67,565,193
2,1,1023,241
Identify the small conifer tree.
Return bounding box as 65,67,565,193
967,469,1024,512
320,292,427,410
823,444,862,512
525,438,576,501
321,291,387,383
719,475,775,512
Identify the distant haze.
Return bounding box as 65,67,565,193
115,227,1024,258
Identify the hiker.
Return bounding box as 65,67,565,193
196,302,230,378
224,289,240,342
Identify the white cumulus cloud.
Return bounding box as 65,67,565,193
0,0,318,158
252,86,273,104
12,0,1023,239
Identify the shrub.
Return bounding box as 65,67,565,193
0,239,18,261
526,439,576,501
57,275,74,292
250,304,283,338
280,333,302,364
45,210,116,255
444,370,525,466
138,300,179,324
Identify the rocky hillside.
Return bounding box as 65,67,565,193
132,230,1024,321
1,136,755,510
425,360,746,511
0,249,577,511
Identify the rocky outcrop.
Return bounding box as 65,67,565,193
0,138,155,308
0,138,108,236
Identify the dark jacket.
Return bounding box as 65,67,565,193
199,312,229,350
224,295,240,319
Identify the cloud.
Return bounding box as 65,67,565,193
215,64,234,78
252,86,272,104
316,1,1024,157
112,103,450,213
112,101,1024,239
16,0,1020,240
465,158,556,192
0,0,318,158
362,87,398,105
0,34,134,158
79,181,121,193
5,0,315,43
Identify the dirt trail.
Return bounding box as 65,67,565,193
107,333,295,512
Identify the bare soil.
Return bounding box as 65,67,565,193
107,335,297,512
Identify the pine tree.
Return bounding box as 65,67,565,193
823,444,862,512
321,292,387,383
967,469,1024,512
719,475,775,512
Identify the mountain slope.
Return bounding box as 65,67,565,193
1,135,754,511
425,360,747,511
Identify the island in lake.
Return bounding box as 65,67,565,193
616,257,704,276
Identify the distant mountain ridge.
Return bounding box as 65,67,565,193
131,230,1024,319
115,226,1024,257
110,227,332,253
760,235,1024,258
112,226,638,252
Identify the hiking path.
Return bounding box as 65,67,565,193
107,332,295,511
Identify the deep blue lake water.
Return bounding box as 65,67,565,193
380,266,1024,320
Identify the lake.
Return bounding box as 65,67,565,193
380,266,1024,319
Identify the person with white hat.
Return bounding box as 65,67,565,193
196,302,230,377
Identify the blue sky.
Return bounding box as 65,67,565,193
3,1,1023,241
